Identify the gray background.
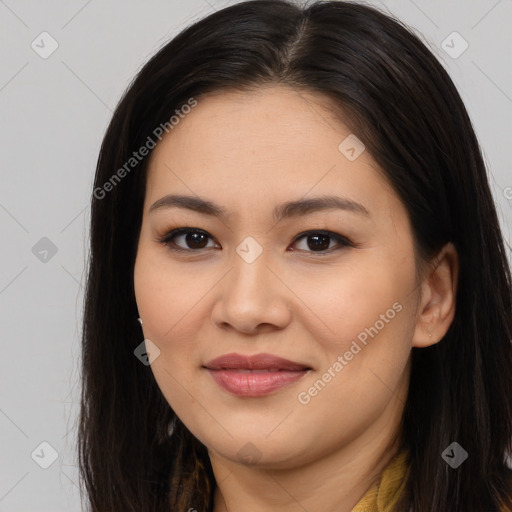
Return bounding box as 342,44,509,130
0,0,511,510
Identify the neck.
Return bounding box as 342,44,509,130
210,397,404,512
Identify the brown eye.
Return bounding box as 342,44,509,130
160,228,218,252
291,230,353,254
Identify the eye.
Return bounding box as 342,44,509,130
290,230,353,254
159,227,218,252
158,227,354,254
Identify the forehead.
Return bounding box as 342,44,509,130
152,86,349,154
144,85,398,220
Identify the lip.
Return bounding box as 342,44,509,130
203,352,312,397
204,352,311,371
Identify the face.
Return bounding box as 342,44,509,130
134,86,422,469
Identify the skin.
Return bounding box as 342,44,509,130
133,85,458,512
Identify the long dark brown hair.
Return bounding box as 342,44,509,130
78,1,512,510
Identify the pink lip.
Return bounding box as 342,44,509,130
203,353,312,397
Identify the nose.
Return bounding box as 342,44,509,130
211,252,292,335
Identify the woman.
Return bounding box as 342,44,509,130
78,1,512,510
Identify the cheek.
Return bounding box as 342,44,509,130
297,251,417,409
293,272,414,440
134,243,195,341
306,257,411,347
133,245,218,392
133,248,204,412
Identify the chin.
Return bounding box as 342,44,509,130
205,434,313,470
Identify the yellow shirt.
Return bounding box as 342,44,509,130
351,450,512,512
351,450,409,512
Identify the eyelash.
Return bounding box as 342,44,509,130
157,226,355,256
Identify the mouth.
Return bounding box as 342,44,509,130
203,352,312,371
203,352,312,396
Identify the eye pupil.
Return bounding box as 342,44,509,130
186,231,208,249
308,234,330,251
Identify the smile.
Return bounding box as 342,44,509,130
203,352,313,396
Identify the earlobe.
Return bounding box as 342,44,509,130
412,242,459,348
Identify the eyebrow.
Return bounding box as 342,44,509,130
149,194,370,221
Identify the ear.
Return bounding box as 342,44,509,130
412,242,459,348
